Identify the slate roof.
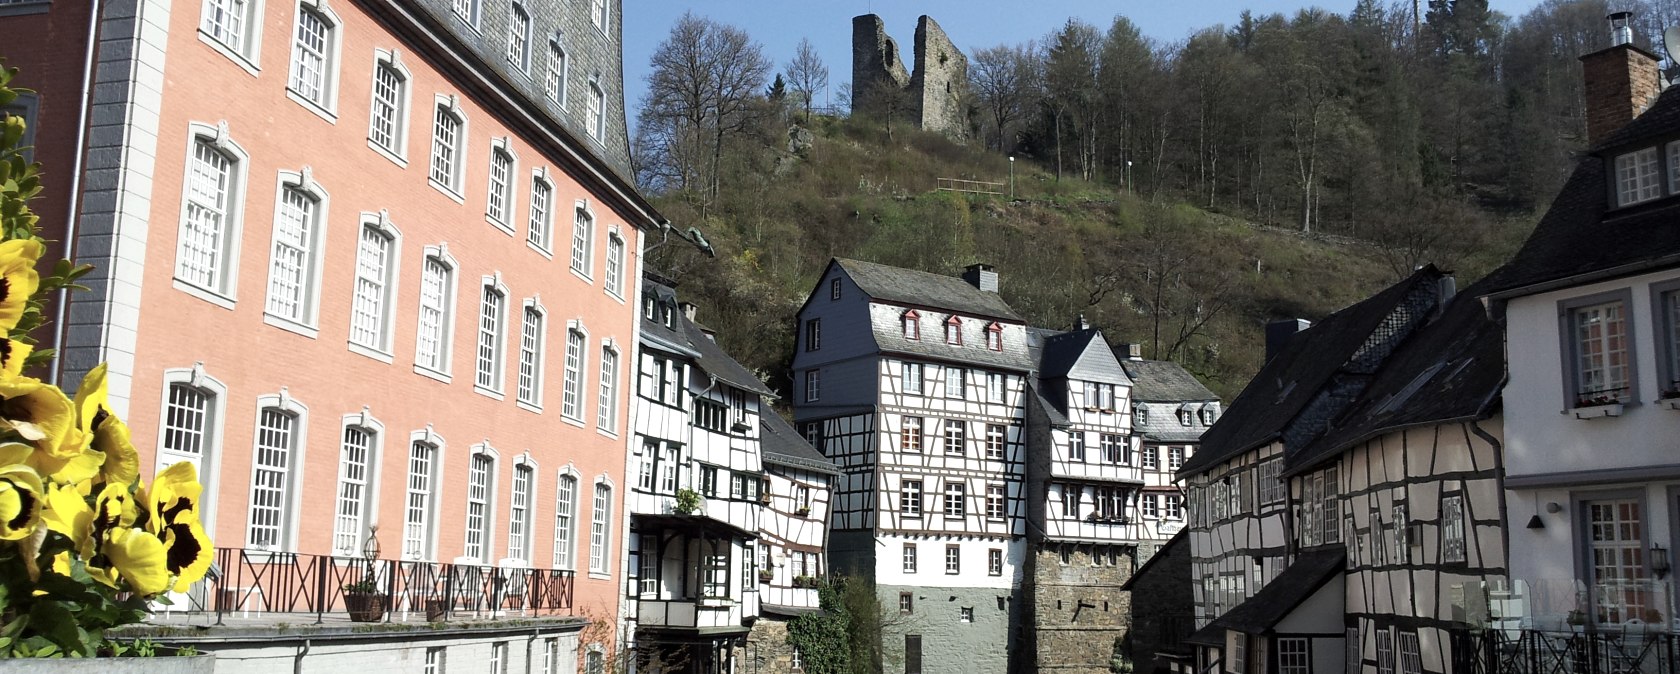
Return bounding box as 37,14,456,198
1185,548,1344,645
1038,329,1103,379
1120,359,1218,403
760,411,839,475
1028,384,1071,427
1119,529,1187,592
682,317,776,398
873,318,1036,372
1133,400,1214,443
1483,85,1680,298
835,258,1022,322
639,281,695,356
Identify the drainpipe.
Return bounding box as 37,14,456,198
50,0,104,386
292,638,311,674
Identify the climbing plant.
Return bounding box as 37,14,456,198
786,576,853,674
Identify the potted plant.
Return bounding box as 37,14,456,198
424,598,449,622
795,505,812,517
792,575,816,588
674,488,703,515
342,579,387,622
758,569,775,584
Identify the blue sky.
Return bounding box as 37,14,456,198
622,0,1547,126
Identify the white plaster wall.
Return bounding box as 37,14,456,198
873,533,1024,589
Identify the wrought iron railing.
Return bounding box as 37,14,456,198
184,547,575,625
1453,628,1677,674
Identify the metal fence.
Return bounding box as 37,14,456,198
1453,628,1677,674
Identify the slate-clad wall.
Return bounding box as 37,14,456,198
882,583,1017,674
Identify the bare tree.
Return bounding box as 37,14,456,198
786,38,829,123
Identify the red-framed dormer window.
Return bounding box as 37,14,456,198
903,310,920,340
985,322,1003,351
945,316,962,345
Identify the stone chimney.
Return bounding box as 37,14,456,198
1118,343,1143,361
1581,11,1662,146
1075,313,1090,330
962,263,999,293
1265,319,1312,362
679,302,698,322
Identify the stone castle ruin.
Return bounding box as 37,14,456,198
851,14,969,140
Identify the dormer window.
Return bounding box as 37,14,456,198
660,303,674,328
985,322,1003,351
903,310,920,340
1177,409,1193,426
1134,406,1147,426
945,316,962,345
642,296,657,321
1615,146,1662,207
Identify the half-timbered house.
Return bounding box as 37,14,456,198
751,411,841,672
1120,348,1221,554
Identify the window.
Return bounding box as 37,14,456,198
450,0,478,25
899,592,914,613
1442,494,1466,563
598,347,619,430
201,0,257,58
1133,406,1148,427
1069,431,1085,462
430,100,466,193
1060,485,1080,519
1178,409,1193,425
517,306,545,407
288,3,338,112
829,277,842,300
1615,147,1662,207
562,328,586,419
248,407,298,550
553,474,577,568
1397,631,1423,674
901,416,923,452
1141,446,1157,469
332,424,375,556
1658,287,1680,397
695,399,728,433
415,252,456,373
571,204,594,276
1229,633,1246,674
900,480,922,516
1669,141,1680,195
944,483,966,517
634,443,654,490
403,439,439,559
368,53,409,156
985,323,1002,351
905,635,923,674
945,545,961,574
464,451,494,562
945,367,964,399
1096,486,1126,520
659,445,679,494
605,233,625,297
528,173,553,250
589,482,611,572
1376,628,1395,674
903,311,920,340
792,646,805,672
349,218,398,353
543,638,559,674
1101,433,1126,464
959,606,974,622
945,316,962,345
804,319,821,351
490,642,506,674
1258,458,1283,505
1586,498,1648,622
805,369,820,402
985,423,1005,459
1568,299,1630,405
177,133,245,297
1346,628,1362,674
986,373,1005,403
590,0,607,29
988,548,1003,575
424,646,444,674
1142,493,1159,518
902,543,917,573
476,282,507,391
901,363,923,395
508,463,534,560
1278,638,1310,674
486,146,515,226
585,649,604,674
1165,494,1182,519
264,178,326,326
586,82,605,139
546,42,567,105
944,420,965,455
506,3,530,71
1170,447,1185,470
986,484,1005,520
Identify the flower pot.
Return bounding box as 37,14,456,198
343,592,387,622
425,599,448,621
758,571,774,584
7,653,215,673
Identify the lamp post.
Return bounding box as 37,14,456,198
1008,156,1015,200
362,524,382,591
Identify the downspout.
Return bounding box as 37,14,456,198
292,638,311,674
50,0,104,386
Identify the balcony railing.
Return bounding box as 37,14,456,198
164,547,575,625
1454,628,1677,674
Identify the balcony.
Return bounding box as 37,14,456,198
1453,579,1678,674
1454,628,1677,674
635,597,745,631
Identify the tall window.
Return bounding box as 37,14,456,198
901,416,923,452
597,347,619,430
1442,494,1466,563
945,316,962,345
162,383,213,466
1615,147,1662,207
1101,434,1125,464
264,183,323,324
201,0,256,56
900,480,922,516
986,484,1005,520
248,407,297,550
903,311,920,340
985,323,1002,351
590,0,607,28
528,175,553,249
288,4,336,109
505,3,531,71
430,102,465,192
945,545,961,574
571,206,594,276
178,137,240,294
546,43,568,105
985,423,1005,459
476,283,507,390
487,147,514,226
508,464,534,560
1570,300,1629,404
450,0,479,25
944,483,966,517
415,254,455,373
332,425,374,555
605,233,625,296
589,483,611,572
805,369,820,402
945,367,964,399
463,452,494,562
659,445,679,494
901,363,923,395
902,543,917,573
944,420,965,455
1069,431,1085,462
1165,494,1182,519
586,83,605,139
804,319,821,351
986,373,1005,403
403,440,438,559
1586,498,1648,622
1397,632,1424,674
1258,458,1284,506
988,549,1004,576
368,56,407,155
1060,484,1080,519
1141,446,1157,469
1170,447,1185,470
562,329,586,420
1142,493,1159,518
554,475,577,568
349,222,396,352
517,307,545,406
1663,289,1680,394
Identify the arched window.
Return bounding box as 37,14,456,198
332,411,383,556
248,392,308,551
264,169,329,330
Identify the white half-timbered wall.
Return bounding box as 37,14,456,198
690,383,764,536
628,343,694,518
760,463,833,610
1187,442,1290,629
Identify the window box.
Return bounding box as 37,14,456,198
1574,402,1624,420
795,506,812,517
759,569,774,584
792,575,818,588
731,421,752,434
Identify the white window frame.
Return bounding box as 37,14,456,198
1442,493,1466,564
528,167,555,254
945,367,965,399
1563,293,1634,406
571,200,596,280
902,362,923,395
546,39,568,106
475,274,510,396
586,80,605,140
986,372,1005,403
945,544,960,574
943,482,966,518
553,468,580,569
561,322,589,422
590,0,607,31
485,138,518,232
604,228,626,299
597,344,620,433
413,245,459,380
247,392,308,552
805,368,820,402
401,428,445,561
589,479,613,575
507,456,537,562
262,169,329,335
462,443,499,563
984,423,1005,460
944,419,965,455
988,548,1003,576
1656,283,1680,398
985,484,1005,520
901,415,923,452
505,1,531,73
516,299,547,410
900,480,922,517
449,0,480,28
902,543,917,573
1616,146,1662,207
157,367,228,533
367,49,412,165
285,0,342,120
347,212,402,360
332,411,383,556
174,122,250,307
199,0,264,74
429,94,469,200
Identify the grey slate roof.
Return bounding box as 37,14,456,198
1119,529,1188,591
873,320,1036,373
682,317,776,398
760,411,839,475
638,281,696,356
1132,401,1213,443
835,258,1021,321
1185,548,1344,644
1120,359,1218,404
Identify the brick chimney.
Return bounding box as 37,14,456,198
1581,11,1663,146
962,263,999,293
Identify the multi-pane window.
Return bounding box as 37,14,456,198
1258,458,1284,506
369,59,406,153
562,329,585,419
985,423,1005,459
1278,638,1311,674
900,592,915,613
1096,486,1126,520
430,103,464,191
508,464,533,560
634,443,654,491
464,452,493,561
605,234,625,296
528,176,552,249
1101,433,1125,464
350,224,395,351
1165,494,1182,519
1392,503,1410,564
553,475,576,568
1570,301,1629,404
900,480,922,516
487,148,514,225
1069,432,1085,461
591,0,607,28
506,3,531,71
332,426,373,555
415,256,454,372
476,284,506,390
517,308,545,406
902,363,923,395
1134,406,1148,427
1442,494,1466,563
289,6,333,107
901,416,923,452
903,312,920,340
160,385,212,464
546,43,567,105
598,348,619,430
985,324,1002,351
1615,147,1662,207
1169,446,1185,470
450,0,478,24
490,642,506,674
571,206,594,275
945,545,961,574
944,419,965,455
987,373,1005,403
403,441,437,559
586,83,605,139
201,0,254,54
803,319,821,351
945,317,962,345
903,543,917,573
1586,498,1648,622
1670,141,1680,195
589,483,611,572
248,408,296,550
944,483,966,517
945,367,964,399
178,139,237,293
1397,632,1424,674
425,647,444,674
1141,446,1157,469
985,484,1005,520
1142,493,1159,518
1060,484,1080,518
1376,628,1395,674
805,369,820,402
988,548,1003,575
659,445,679,494
265,186,320,322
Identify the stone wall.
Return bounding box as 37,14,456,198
850,14,968,141
1126,536,1195,674
1027,543,1135,674
749,615,798,674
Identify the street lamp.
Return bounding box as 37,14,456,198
1009,156,1015,200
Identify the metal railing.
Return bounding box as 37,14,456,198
1454,628,1677,674
193,547,575,625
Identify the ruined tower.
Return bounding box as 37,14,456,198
851,14,969,140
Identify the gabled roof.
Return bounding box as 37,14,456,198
1037,328,1131,384
681,316,776,398
1120,359,1218,403
834,258,1021,322
760,411,839,475
873,316,1036,373
1185,549,1344,645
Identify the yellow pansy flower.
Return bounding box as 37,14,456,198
42,481,92,553
156,511,212,590
89,527,170,596
0,238,43,333
73,365,138,486
141,463,212,588
0,376,85,459
0,337,31,379
0,462,44,540
144,461,202,526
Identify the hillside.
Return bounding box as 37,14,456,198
644,116,1528,402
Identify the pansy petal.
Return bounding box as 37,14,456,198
105,527,170,596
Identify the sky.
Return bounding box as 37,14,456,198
621,0,1549,128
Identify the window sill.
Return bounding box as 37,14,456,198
172,278,237,310
570,267,595,285
414,364,453,384
526,240,554,259
605,288,626,305
588,571,611,581
347,341,394,364
367,138,408,168
561,415,586,429
197,30,261,77
263,313,319,339
1572,402,1626,420
596,427,619,440
487,216,515,236
285,88,339,125
429,178,466,204
474,384,506,401
516,400,544,414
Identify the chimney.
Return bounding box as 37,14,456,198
1075,313,1090,330
679,302,698,322
1119,343,1143,361
962,263,999,293
1265,319,1311,362
1581,11,1662,146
